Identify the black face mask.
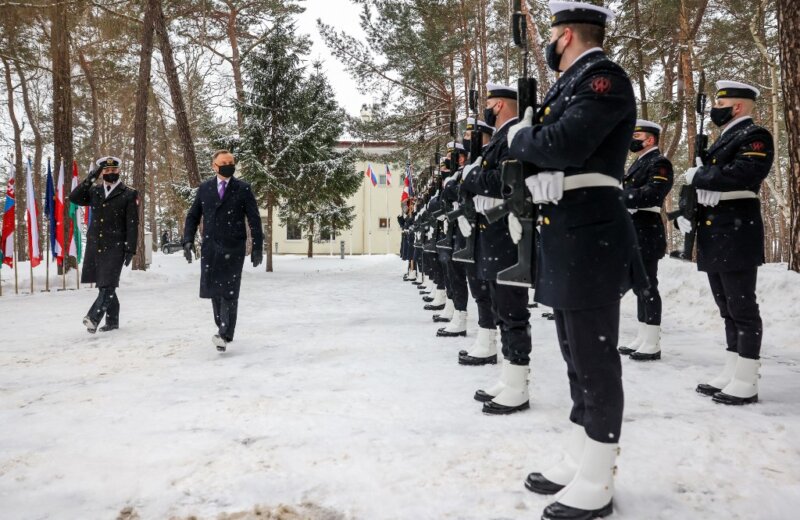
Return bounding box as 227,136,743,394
710,106,734,128
546,32,566,72
629,139,645,153
444,158,452,171
462,138,471,155
218,164,235,178
103,173,120,184
484,106,497,128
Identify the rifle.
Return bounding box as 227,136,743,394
488,0,537,288
451,68,480,264
437,115,459,251
668,71,707,261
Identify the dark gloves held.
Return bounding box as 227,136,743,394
183,242,194,264
251,249,263,268
87,165,102,184
124,252,134,267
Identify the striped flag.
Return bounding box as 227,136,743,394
25,157,42,268
401,159,414,202
67,160,82,263
385,164,392,186
44,158,57,258
365,163,378,187
1,159,15,267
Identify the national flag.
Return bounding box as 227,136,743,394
44,158,57,258
54,158,65,265
365,163,378,187
24,157,42,268
1,159,15,267
401,160,415,203
67,160,82,263
385,164,392,186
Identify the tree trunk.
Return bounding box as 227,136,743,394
2,57,26,262
154,0,202,188
77,52,101,158
778,0,800,271
265,192,274,272
307,220,314,258
51,1,73,265
16,62,44,255
632,0,648,119
149,158,157,252
131,0,158,271
227,5,246,133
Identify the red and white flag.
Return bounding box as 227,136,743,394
385,164,392,186
54,158,66,265
25,158,42,268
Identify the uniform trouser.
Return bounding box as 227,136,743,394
447,260,469,312
88,287,119,325
439,251,453,299
426,252,445,289
488,280,531,365
707,268,762,359
633,257,662,325
554,303,623,443
466,266,495,329
212,296,239,342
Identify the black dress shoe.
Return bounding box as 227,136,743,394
459,353,497,366
696,383,722,396
525,472,565,495
617,346,635,355
424,303,445,311
99,323,119,332
423,296,435,302
712,391,758,405
82,316,98,334
629,350,661,361
473,389,496,402
528,302,539,309
541,500,613,520
411,281,422,286
483,399,530,415
432,314,451,323
437,328,466,337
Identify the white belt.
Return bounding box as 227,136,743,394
564,173,621,191
719,190,758,201
638,206,661,214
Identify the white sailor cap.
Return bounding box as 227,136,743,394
446,141,466,152
549,1,616,26
715,80,759,100
634,119,662,135
465,117,476,130
96,156,122,169
486,82,517,100
476,120,495,134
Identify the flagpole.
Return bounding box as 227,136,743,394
368,166,372,256
385,171,389,254
13,247,18,295
60,157,66,291
44,156,50,292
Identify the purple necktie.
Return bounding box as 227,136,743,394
218,180,226,200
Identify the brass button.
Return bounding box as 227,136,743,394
544,217,551,225
705,220,712,226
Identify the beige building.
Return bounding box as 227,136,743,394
261,140,408,256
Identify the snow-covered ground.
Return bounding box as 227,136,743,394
1,253,799,520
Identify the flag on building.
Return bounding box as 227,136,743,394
44,158,57,258
365,163,378,187
1,160,15,267
25,157,42,268
385,164,392,186
67,160,82,263
54,158,66,265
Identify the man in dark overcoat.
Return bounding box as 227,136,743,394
183,150,264,352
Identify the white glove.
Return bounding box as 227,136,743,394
457,215,472,237
508,213,522,244
437,213,446,221
677,216,693,234
415,231,422,242
507,106,534,147
697,189,721,207
442,219,449,234
628,209,638,215
463,156,482,179
682,157,704,185
526,171,564,204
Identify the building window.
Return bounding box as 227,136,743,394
320,227,336,241
287,218,302,240
379,174,387,185
379,218,389,229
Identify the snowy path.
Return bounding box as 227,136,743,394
1,254,799,519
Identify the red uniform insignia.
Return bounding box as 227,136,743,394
591,76,611,94
750,141,765,152
659,166,668,176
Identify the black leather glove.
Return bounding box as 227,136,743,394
86,165,102,184
124,252,134,267
251,249,263,267
183,242,193,263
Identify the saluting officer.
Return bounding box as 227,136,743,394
507,2,639,518
69,156,139,333
618,119,674,361
461,83,532,415
680,81,774,405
